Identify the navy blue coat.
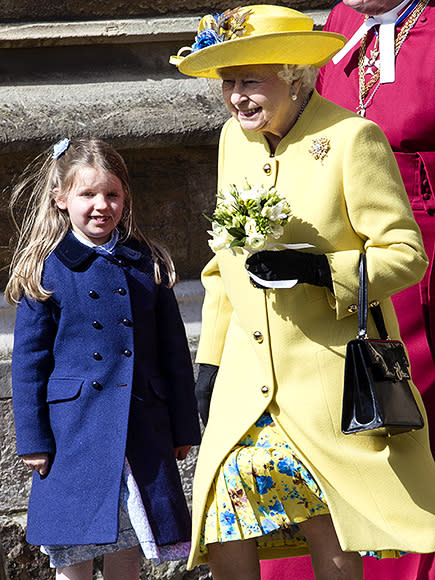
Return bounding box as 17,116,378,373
12,231,201,546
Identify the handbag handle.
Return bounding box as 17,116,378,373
357,254,389,340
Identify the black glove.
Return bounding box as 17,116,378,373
246,249,333,292
195,364,218,426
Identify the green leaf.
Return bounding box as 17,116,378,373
229,237,246,248
227,227,245,237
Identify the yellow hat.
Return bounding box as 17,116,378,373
169,5,347,79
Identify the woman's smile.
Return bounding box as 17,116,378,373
220,64,302,151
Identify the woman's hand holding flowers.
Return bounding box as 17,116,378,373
246,249,333,291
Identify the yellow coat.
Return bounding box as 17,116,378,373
189,91,435,568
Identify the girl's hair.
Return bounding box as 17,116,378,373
5,139,176,305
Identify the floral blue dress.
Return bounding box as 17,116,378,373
200,412,403,560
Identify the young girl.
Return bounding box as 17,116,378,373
6,138,201,580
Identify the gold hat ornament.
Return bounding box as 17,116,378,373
170,4,347,79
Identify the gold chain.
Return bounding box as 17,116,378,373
357,0,429,115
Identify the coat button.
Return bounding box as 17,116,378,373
92,321,103,329
347,304,357,313
253,331,264,343
120,318,132,327
92,381,103,391
89,290,99,299
115,288,127,296
93,352,103,361
261,385,269,396
122,349,132,357
263,163,272,175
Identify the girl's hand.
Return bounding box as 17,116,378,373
174,446,191,460
22,453,50,476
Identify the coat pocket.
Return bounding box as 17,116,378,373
46,378,84,403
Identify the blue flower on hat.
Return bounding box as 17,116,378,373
192,28,221,52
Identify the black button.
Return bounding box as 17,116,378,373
92,321,103,329
115,288,127,296
122,349,132,357
93,352,103,361
89,290,99,299
120,318,132,327
92,381,103,391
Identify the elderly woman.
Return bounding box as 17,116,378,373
170,5,435,580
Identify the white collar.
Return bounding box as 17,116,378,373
71,228,119,253
332,0,412,83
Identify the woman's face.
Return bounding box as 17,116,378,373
220,65,301,148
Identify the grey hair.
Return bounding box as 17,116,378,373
276,64,318,98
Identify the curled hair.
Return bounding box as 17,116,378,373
276,64,318,99
5,139,176,304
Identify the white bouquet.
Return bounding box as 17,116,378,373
207,181,292,253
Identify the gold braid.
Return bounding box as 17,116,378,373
357,0,429,115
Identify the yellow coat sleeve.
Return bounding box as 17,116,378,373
195,255,233,365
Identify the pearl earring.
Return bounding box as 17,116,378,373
291,94,298,101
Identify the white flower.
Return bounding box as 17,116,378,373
239,183,267,203
208,223,233,252
246,233,266,251
244,217,259,237
262,200,291,221
269,223,284,239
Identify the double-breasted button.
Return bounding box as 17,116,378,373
120,318,132,327
92,381,103,391
253,331,264,343
347,304,357,313
92,321,103,330
115,287,127,296
93,352,103,361
122,349,132,357
261,385,269,396
369,300,379,308
89,290,99,299
263,163,272,175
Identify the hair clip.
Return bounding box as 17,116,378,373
52,138,70,160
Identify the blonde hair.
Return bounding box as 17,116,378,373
5,139,176,305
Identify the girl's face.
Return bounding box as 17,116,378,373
55,166,126,245
220,64,301,150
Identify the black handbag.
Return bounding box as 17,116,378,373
341,254,424,435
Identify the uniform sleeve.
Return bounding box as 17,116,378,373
326,121,428,319
12,296,57,456
156,283,201,447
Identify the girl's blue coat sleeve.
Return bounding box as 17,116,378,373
12,295,58,456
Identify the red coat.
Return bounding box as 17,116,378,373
262,2,435,579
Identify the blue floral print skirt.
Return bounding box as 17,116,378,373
200,412,403,560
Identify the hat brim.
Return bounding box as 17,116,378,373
177,31,347,79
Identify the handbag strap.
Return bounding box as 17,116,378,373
357,254,368,338
357,253,389,340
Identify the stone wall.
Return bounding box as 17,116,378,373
0,2,330,577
